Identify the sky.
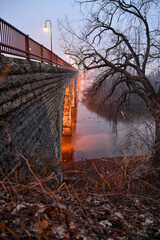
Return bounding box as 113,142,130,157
0,0,81,61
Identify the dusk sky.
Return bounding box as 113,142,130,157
0,0,81,61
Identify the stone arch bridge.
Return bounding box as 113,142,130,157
0,55,78,180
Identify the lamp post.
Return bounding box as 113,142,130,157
43,20,52,52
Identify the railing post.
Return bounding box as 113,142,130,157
51,51,52,65
25,34,30,60
0,22,1,55
41,44,44,62
56,55,58,67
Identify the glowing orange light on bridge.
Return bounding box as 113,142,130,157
62,84,72,136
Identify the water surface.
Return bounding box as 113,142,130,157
62,75,153,162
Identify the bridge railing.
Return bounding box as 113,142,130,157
0,18,75,70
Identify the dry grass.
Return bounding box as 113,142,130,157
62,156,160,199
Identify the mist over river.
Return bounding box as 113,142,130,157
62,74,154,162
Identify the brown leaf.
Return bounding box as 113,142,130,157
39,219,52,231
69,221,76,231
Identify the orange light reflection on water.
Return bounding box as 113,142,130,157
62,73,116,163
62,73,153,163
62,73,129,163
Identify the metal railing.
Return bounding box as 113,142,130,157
0,18,76,70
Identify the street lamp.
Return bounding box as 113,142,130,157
43,20,52,52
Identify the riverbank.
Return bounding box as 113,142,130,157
0,156,160,239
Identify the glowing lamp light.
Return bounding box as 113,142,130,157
43,25,48,32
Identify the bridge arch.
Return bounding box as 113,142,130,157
62,83,72,136
62,79,77,136
61,79,78,161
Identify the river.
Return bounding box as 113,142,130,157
62,74,154,162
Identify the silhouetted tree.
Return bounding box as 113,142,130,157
60,0,160,167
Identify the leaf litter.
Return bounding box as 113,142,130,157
0,157,160,239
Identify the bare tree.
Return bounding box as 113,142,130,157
60,0,160,167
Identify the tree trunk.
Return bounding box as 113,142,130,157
152,118,160,168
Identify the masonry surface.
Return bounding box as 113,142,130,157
0,55,78,180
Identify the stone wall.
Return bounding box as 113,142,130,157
0,55,77,180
